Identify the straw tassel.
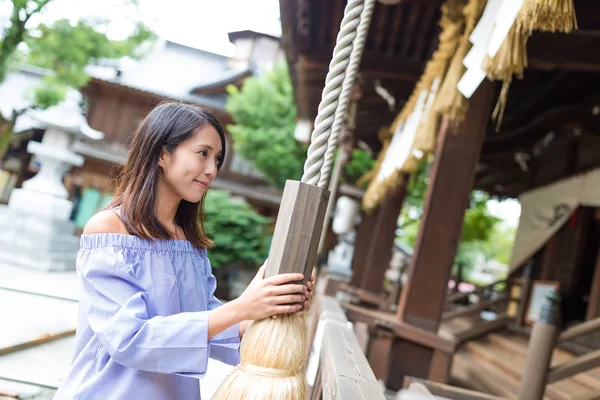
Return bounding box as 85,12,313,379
435,0,487,124
361,0,466,212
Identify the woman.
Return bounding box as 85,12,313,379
54,102,313,399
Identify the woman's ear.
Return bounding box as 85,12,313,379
158,148,168,168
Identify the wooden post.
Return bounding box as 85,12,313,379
586,245,600,320
516,261,535,327
265,180,330,280
349,208,380,288
359,179,407,295
517,294,560,400
386,81,495,389
397,81,494,330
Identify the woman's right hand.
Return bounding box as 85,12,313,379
234,262,308,321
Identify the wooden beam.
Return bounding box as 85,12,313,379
528,31,600,73
481,104,597,156
265,180,330,281
451,313,511,343
559,317,600,343
547,349,600,384
441,294,509,322
403,376,508,400
343,302,457,354
299,53,423,81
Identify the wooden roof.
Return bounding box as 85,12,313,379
279,0,600,198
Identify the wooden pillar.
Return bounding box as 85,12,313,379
397,81,494,331
586,244,600,320
386,81,495,389
517,294,560,400
516,261,535,327
359,178,408,295
349,208,380,288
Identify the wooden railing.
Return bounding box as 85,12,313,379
403,377,509,400
445,279,507,305
308,293,386,400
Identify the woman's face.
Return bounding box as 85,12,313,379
158,124,223,203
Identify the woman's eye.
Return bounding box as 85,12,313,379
198,150,208,157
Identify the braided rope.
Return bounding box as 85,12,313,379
300,0,365,186
317,0,376,188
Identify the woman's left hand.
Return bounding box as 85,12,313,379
303,274,315,312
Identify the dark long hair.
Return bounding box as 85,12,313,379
108,101,226,249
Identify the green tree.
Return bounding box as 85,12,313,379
0,0,154,158
226,62,307,188
203,189,272,270
344,148,376,188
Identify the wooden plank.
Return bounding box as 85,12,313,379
354,322,370,354
452,314,511,343
442,295,509,321
548,349,600,384
321,317,386,399
572,388,600,400
403,376,509,400
265,180,330,281
343,302,457,354
528,31,600,73
559,318,600,343
0,329,75,357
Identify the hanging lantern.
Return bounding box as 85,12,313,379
332,195,359,234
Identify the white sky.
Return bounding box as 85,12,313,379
487,198,521,227
1,0,283,56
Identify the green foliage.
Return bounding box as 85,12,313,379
226,63,307,188
29,76,66,109
203,190,272,270
461,191,501,243
397,158,514,280
0,0,52,82
23,18,154,107
0,0,154,156
344,148,376,188
483,224,517,265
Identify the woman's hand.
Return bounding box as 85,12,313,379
234,263,308,321
303,274,315,312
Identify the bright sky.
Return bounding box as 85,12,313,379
487,198,521,228
1,0,282,56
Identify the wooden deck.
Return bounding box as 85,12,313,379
452,330,600,399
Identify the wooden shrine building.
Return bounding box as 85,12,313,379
281,0,600,398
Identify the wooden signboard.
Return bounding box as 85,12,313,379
526,280,559,325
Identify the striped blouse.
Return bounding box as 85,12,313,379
53,233,241,400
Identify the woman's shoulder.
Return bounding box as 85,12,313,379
83,209,128,235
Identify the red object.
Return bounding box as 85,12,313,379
570,207,579,229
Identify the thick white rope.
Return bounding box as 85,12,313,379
300,0,365,186
317,0,376,189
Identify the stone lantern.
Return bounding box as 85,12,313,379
0,89,104,271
